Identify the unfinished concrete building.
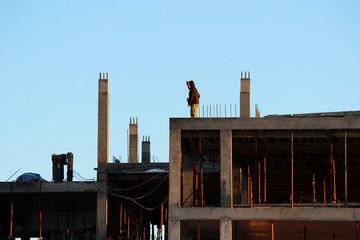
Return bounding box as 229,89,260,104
2,72,360,240
168,72,360,239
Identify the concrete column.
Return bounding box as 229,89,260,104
142,136,151,163
98,74,109,164
221,129,233,207
129,118,138,163
220,219,232,240
169,220,181,240
96,171,108,239
169,129,181,208
240,71,250,118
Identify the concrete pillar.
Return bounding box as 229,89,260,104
129,118,138,163
142,136,151,163
96,171,108,240
169,220,181,240
169,129,181,208
221,129,233,207
240,71,250,118
220,219,232,240
98,73,109,164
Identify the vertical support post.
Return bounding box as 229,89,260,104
240,71,251,117
169,221,180,240
98,73,109,164
291,131,294,208
221,129,233,207
220,219,232,240
304,223,307,240
97,73,109,239
264,157,267,203
129,119,139,163
96,171,108,240
271,221,274,240
169,130,181,208
345,130,348,208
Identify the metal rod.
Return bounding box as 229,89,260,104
357,221,359,240
161,202,163,238
137,222,139,240
304,224,307,240
312,171,316,202
264,157,267,202
345,130,348,208
272,221,274,240
255,137,258,203
40,204,42,240
181,153,184,207
330,143,333,202
128,210,130,239
324,180,326,205
10,195,13,239
240,167,242,195
250,176,253,206
247,165,250,204
291,131,294,208
198,221,200,240
201,159,204,206
258,161,261,203
333,157,337,202
120,203,123,228
51,195,54,240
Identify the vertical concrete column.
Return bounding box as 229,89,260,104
169,129,181,208
96,171,108,240
142,136,151,163
129,118,138,163
240,71,250,118
221,129,233,207
220,219,232,240
169,220,181,240
98,73,109,164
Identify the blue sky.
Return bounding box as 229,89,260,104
0,1,359,181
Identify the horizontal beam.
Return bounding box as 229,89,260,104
170,117,360,131
169,206,360,221
0,182,97,193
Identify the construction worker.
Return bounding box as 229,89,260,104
186,80,200,118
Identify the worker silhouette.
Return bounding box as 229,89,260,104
186,80,200,118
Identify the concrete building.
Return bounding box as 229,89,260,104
168,73,360,239
1,72,360,239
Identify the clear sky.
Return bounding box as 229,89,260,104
0,1,359,181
